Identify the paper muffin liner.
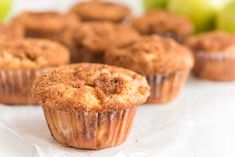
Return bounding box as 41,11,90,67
146,71,189,104
43,106,137,150
193,52,235,81
0,69,47,104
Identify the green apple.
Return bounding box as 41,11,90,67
0,0,12,22
217,0,235,34
144,0,168,11
167,0,217,32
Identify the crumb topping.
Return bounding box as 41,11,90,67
0,38,70,70
132,11,193,37
69,1,130,22
75,22,140,54
105,35,194,74
33,64,150,111
185,31,235,53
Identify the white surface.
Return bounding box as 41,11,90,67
1,77,235,157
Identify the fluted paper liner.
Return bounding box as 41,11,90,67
0,69,47,104
146,71,189,104
43,106,137,150
193,52,235,81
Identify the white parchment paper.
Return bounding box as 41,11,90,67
0,77,235,157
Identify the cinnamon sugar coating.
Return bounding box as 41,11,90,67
0,38,70,70
33,64,150,111
105,35,194,74
132,11,193,41
69,1,130,22
185,31,235,53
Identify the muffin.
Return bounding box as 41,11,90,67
186,31,235,81
0,38,70,104
69,1,130,23
0,23,24,39
11,11,79,63
33,63,150,149
132,11,193,42
105,35,194,104
74,22,140,63
11,11,79,41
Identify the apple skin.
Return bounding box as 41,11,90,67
167,0,217,32
217,1,235,34
144,0,168,11
0,0,12,22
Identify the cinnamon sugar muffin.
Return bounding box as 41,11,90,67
186,31,235,81
0,38,70,104
69,1,130,23
12,11,79,41
74,22,140,63
105,35,194,104
132,11,193,42
11,12,79,62
33,63,150,149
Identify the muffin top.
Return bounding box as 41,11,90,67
69,1,130,22
105,35,194,74
75,22,140,54
33,63,150,111
0,23,24,39
0,38,70,70
132,11,193,39
185,31,235,53
12,12,79,33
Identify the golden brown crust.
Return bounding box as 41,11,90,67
105,35,194,74
75,22,140,54
69,1,130,22
12,11,79,39
185,31,235,53
132,11,193,41
33,64,150,111
0,38,70,70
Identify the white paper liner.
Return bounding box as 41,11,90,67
193,51,235,81
146,71,189,104
196,51,235,61
0,69,47,104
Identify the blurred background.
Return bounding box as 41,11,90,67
2,0,235,34
2,0,143,18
